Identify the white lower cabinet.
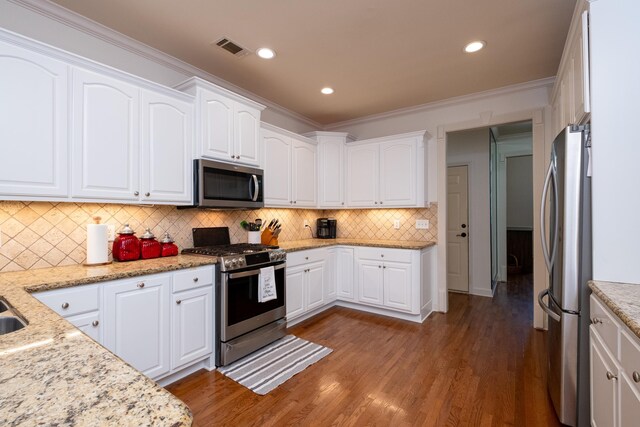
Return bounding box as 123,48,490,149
171,286,213,370
285,248,330,321
591,294,640,426
103,274,171,380
67,311,101,343
285,266,305,319
336,247,355,301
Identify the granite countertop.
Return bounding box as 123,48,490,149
590,280,640,339
0,255,217,426
278,238,436,252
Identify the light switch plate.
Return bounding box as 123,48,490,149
393,219,400,229
415,219,429,229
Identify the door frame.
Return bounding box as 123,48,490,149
446,163,470,293
435,108,548,329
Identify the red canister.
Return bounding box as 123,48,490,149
139,228,161,259
112,224,140,262
160,232,179,257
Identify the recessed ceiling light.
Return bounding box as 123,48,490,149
256,48,276,59
464,41,486,53
321,87,334,95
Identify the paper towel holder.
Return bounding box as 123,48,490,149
83,216,112,266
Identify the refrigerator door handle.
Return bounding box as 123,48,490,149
540,161,554,273
538,289,561,322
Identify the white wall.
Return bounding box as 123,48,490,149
506,155,533,229
447,128,492,297
589,0,640,284
0,0,318,134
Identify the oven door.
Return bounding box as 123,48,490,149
219,262,286,342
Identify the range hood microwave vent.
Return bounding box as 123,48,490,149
214,37,250,58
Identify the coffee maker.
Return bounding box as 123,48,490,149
316,218,337,239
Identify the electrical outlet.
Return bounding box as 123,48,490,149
303,219,309,228
107,224,116,242
393,219,400,229
415,219,430,229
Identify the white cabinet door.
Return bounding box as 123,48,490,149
0,41,69,198
306,262,325,311
591,330,618,427
141,90,192,204
318,139,345,207
382,261,412,312
358,260,384,306
324,250,337,302
286,266,305,320
620,373,640,427
103,275,170,380
171,286,213,370
67,311,101,343
234,104,260,166
200,89,234,162
380,139,416,206
347,144,379,206
337,247,355,300
72,68,139,200
263,129,292,206
292,138,317,207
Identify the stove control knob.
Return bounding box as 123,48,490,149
238,258,245,265
224,260,232,268
231,258,238,266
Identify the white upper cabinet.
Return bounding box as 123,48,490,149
551,3,590,135
262,124,317,208
72,68,140,201
141,90,193,204
347,131,426,208
0,40,69,198
176,77,264,166
305,132,355,208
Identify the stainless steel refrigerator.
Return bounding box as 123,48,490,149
538,124,592,427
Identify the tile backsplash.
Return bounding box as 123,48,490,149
0,201,437,272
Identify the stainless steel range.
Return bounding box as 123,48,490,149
182,227,287,366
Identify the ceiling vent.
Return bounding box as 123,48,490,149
214,37,251,58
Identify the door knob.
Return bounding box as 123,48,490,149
461,224,467,228
456,232,467,237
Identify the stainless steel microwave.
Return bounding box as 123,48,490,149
192,159,264,208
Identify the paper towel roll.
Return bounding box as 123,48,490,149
86,218,108,265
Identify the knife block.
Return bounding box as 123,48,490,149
261,229,278,246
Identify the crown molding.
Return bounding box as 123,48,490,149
323,77,555,131
7,0,323,130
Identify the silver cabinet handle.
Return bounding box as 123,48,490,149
145,192,150,197
633,372,640,383
193,277,199,282
606,371,617,381
92,320,99,327
537,289,561,323
61,302,69,309
176,300,182,305
134,191,139,196
137,282,145,288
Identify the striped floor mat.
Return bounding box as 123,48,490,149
217,335,333,395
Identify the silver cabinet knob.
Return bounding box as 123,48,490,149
305,257,309,260
145,192,150,197
231,155,235,159
237,155,240,159
290,201,293,204
606,371,617,381
134,191,139,196
633,372,640,383
92,320,99,327
137,282,145,288
378,265,382,268
380,201,383,204
293,201,297,204
193,277,199,282
61,302,69,309
381,254,384,258
341,202,344,205
383,266,386,269
374,201,378,204
176,300,182,305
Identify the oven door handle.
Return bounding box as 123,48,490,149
227,263,285,279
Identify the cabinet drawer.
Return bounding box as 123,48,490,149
591,295,620,357
357,247,413,263
173,266,213,293
286,248,328,268
34,285,100,317
621,329,640,393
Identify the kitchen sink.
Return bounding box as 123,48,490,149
0,316,25,335
0,298,27,335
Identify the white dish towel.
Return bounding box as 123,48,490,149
258,266,277,302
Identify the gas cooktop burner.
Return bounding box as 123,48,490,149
182,243,286,272
182,243,278,257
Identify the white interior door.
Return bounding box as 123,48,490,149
447,165,469,293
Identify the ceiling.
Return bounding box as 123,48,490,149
50,0,577,125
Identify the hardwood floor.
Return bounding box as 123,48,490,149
167,274,560,426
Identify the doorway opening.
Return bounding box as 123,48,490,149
445,121,533,297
